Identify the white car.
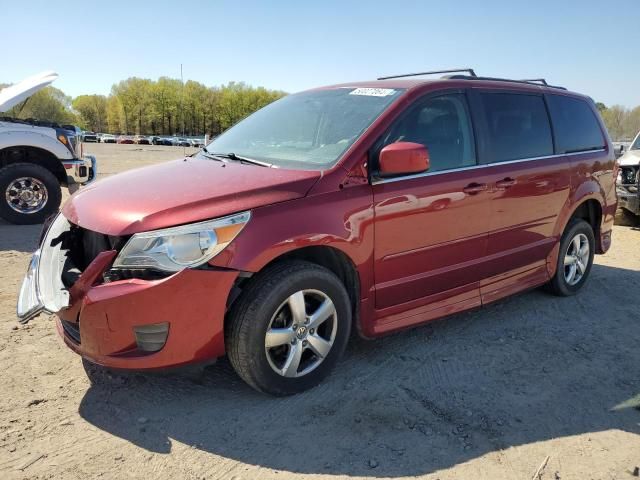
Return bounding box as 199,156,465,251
0,71,96,224
616,131,640,216
100,134,117,143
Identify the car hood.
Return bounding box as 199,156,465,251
0,71,58,113
62,157,321,236
619,149,640,167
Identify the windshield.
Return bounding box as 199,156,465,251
632,133,640,150
201,87,404,169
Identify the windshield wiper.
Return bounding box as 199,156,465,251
208,151,273,168
199,146,228,162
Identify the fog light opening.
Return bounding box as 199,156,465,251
133,322,169,352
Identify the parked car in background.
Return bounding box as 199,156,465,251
83,131,98,143
17,70,616,395
190,138,204,148
175,137,191,147
117,135,134,144
150,136,162,145
0,71,96,224
134,135,151,145
617,131,640,216
100,134,117,144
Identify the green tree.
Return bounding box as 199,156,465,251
3,75,286,136
216,82,286,131
622,106,640,139
112,78,153,134
601,105,627,140
72,94,108,132
106,96,124,133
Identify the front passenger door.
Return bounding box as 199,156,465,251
371,92,491,312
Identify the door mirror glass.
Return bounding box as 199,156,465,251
379,142,430,177
614,144,625,159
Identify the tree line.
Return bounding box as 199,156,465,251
1,77,286,137
596,103,640,142
2,76,639,141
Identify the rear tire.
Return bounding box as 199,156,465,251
547,219,595,296
226,261,352,396
0,163,61,225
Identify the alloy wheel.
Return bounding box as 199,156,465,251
265,289,338,378
563,233,590,286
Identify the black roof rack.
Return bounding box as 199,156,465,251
442,74,567,90
520,78,548,85
377,69,566,90
377,68,477,81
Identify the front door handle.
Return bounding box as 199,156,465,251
462,182,488,194
495,177,517,189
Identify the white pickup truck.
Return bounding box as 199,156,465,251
617,131,640,216
0,71,96,224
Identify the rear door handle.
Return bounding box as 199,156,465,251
495,177,517,189
462,182,488,194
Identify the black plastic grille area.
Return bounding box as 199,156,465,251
81,229,115,268
58,224,124,289
61,320,81,344
620,166,638,183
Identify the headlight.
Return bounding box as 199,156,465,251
112,211,250,272
56,128,78,156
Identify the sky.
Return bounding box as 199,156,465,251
1,0,639,107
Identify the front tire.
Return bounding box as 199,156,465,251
0,163,62,224
226,261,352,396
547,219,595,296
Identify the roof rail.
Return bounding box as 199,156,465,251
377,68,477,81
443,75,567,90
520,78,548,85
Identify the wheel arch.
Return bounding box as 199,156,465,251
226,245,361,335
0,145,67,184
563,198,603,252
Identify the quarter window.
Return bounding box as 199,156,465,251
546,95,605,154
480,93,553,163
378,93,476,174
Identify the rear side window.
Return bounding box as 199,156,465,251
546,95,605,154
479,93,553,163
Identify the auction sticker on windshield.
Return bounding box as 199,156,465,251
349,88,396,97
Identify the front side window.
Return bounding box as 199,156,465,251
376,93,476,173
631,132,640,151
546,94,605,154
480,93,553,163
201,87,404,170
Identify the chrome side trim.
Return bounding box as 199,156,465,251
372,149,607,185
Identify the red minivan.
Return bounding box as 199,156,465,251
17,70,617,395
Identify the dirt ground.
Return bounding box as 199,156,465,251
0,143,639,479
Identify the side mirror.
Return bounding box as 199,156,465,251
379,142,430,177
614,144,625,159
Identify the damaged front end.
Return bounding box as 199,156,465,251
17,214,119,323
617,165,640,215
16,212,238,368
